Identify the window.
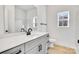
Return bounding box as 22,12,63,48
57,11,70,27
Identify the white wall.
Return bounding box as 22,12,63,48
0,6,4,34
47,5,78,49
75,6,79,50
75,6,79,40
15,8,26,32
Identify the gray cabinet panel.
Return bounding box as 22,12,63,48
25,34,49,54
25,46,38,54
1,44,24,54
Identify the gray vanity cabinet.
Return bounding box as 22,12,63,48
25,34,49,54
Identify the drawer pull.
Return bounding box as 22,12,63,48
47,35,49,37
15,50,22,54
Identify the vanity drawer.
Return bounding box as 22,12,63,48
1,44,24,54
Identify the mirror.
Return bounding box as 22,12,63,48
15,5,37,32
4,5,38,33
4,5,47,33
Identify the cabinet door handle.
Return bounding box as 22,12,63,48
15,50,22,54
38,44,42,52
47,34,49,37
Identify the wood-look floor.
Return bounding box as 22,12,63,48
48,44,76,54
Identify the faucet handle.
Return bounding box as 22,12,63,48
28,28,32,32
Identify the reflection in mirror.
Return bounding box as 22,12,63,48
15,5,37,32
33,16,37,28
4,6,16,33
4,5,47,33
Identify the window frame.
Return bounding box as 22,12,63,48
57,11,70,27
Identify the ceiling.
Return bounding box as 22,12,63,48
15,5,35,11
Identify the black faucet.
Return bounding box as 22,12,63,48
27,28,32,35
21,28,32,35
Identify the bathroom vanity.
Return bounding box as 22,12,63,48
0,32,49,54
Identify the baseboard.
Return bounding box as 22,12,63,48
54,44,75,49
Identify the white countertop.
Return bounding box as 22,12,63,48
0,31,48,52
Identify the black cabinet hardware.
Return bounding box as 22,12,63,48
38,44,42,52
15,50,22,54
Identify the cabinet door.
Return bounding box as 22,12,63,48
37,35,49,54
25,46,38,54
24,39,41,52
37,42,48,54
25,42,47,54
